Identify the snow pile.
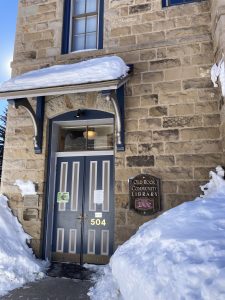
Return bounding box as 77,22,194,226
0,56,129,92
0,195,47,296
90,167,225,300
14,179,37,196
211,59,225,96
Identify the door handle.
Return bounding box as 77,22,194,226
76,214,88,221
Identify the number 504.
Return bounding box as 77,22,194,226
90,219,106,226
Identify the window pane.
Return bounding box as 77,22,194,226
73,0,85,15
86,16,97,33
86,125,114,150
86,33,97,49
59,127,86,151
73,34,85,51
86,0,97,13
74,18,85,34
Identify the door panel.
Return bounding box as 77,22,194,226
52,154,114,264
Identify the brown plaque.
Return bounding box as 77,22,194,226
129,174,161,215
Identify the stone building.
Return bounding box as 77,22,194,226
0,0,224,264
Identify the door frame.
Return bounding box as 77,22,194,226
43,110,115,261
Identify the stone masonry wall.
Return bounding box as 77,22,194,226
2,0,224,254
210,0,225,159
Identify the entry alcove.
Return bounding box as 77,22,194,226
44,109,115,265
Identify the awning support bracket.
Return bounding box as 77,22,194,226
8,96,45,154
102,86,125,151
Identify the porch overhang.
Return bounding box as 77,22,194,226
0,76,129,100
1,56,131,154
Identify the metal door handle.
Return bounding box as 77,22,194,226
76,214,88,220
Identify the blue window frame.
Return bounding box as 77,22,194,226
162,0,203,7
62,0,104,54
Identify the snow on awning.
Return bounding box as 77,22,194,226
0,56,130,99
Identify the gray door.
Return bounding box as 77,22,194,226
52,154,114,264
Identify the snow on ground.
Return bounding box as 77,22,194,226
0,194,47,296
14,179,37,196
0,56,129,92
89,167,225,300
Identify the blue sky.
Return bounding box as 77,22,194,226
0,1,18,113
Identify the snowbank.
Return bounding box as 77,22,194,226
0,56,129,92
0,195,47,296
89,167,225,300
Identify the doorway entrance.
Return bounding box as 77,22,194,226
44,111,115,265
52,153,114,264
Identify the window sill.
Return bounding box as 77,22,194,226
57,48,106,63
162,0,205,8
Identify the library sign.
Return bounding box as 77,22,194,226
129,174,161,215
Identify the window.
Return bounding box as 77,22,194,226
62,0,104,54
162,0,203,7
58,125,114,152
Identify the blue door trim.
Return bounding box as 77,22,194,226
42,109,114,260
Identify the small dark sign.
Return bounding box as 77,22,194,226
129,174,161,215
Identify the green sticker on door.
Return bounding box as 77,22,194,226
57,192,69,203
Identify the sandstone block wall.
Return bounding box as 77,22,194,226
210,0,225,159
2,0,224,254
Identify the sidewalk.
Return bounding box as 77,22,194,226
1,276,92,300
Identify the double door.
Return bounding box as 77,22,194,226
52,154,114,264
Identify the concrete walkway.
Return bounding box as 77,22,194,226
1,277,92,300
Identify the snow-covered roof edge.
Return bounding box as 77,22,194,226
0,56,129,91
0,56,130,99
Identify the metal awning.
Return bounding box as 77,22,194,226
0,76,129,99
3,56,132,154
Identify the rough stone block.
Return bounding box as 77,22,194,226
125,108,149,119
115,194,129,209
140,49,156,60
129,4,151,14
150,58,181,71
159,91,198,104
193,140,222,153
163,116,202,128
126,155,154,167
132,23,152,34
162,181,177,193
166,25,209,39
23,208,39,221
133,84,153,95
168,104,195,116
141,94,159,106
125,119,139,131
119,35,136,46
126,131,152,144
137,31,165,44
166,44,200,57
183,78,213,89
180,127,220,140
138,143,164,155
115,211,126,225
23,195,39,208
153,129,179,141
155,155,175,167
195,102,219,114
139,118,162,130
176,153,222,167
154,81,181,93
142,71,164,83
111,26,131,37
165,141,193,154
142,11,165,22
149,106,167,117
